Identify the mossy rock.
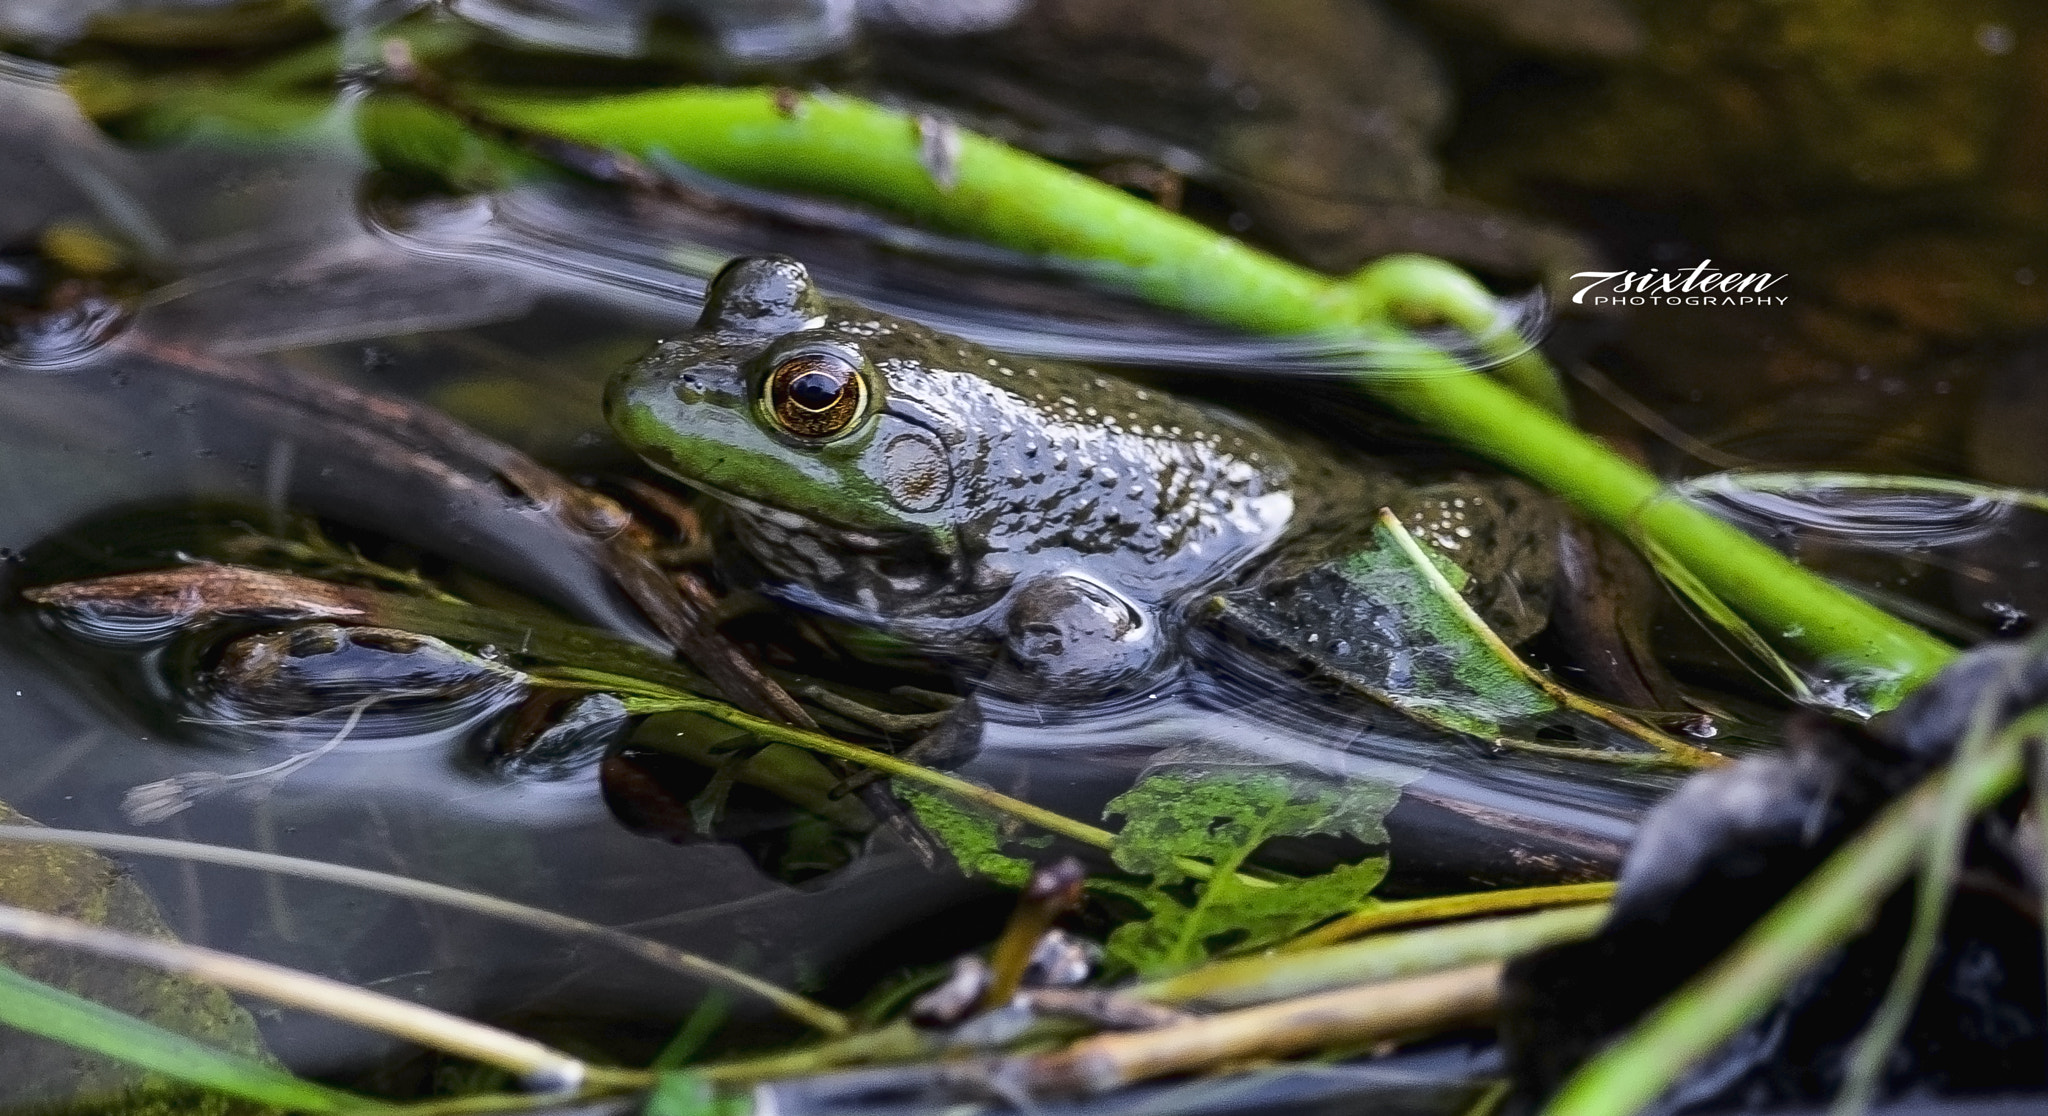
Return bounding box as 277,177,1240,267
0,804,274,1115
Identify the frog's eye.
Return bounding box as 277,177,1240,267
764,351,867,439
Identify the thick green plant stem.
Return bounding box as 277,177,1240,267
476,87,1955,696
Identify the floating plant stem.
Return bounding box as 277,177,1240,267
1377,509,1725,767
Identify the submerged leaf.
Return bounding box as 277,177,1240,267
1331,525,1557,736
1103,858,1390,978
894,783,1033,888
1103,764,1395,975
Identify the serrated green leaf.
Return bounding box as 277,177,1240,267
1103,765,1394,975
894,782,1033,887
1104,858,1388,976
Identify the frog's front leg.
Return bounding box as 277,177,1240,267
816,575,1160,772
921,574,1159,765
989,573,1162,701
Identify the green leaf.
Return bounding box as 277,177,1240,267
1104,858,1389,977
893,782,1033,887
1102,765,1394,976
0,960,376,1112
1335,524,1556,737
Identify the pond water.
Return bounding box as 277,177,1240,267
0,3,2044,1111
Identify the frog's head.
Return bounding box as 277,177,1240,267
605,256,962,552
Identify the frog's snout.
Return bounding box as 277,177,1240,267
667,360,748,408
614,341,748,411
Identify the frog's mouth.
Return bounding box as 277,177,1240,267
716,491,923,556
710,490,994,628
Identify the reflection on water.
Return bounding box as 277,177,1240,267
376,184,1553,377
0,6,2040,1099
0,38,1655,1042
1660,472,2048,700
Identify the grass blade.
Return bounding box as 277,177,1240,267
0,960,376,1112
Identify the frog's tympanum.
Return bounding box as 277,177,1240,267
607,255,1558,749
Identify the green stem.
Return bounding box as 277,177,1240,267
539,668,1118,852
1289,881,1616,951
1362,350,1954,703
468,86,1954,700
1136,904,1607,1010
541,668,1260,885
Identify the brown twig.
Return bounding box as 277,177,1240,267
1013,963,1502,1097
982,858,1087,1010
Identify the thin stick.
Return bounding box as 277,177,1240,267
1289,881,1615,950
983,859,1086,1010
1377,509,1725,767
1023,962,1503,1096
543,668,1267,887
582,676,1118,850
0,902,638,1092
1135,905,1604,1010
0,826,847,1036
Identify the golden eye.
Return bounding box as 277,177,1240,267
764,352,866,439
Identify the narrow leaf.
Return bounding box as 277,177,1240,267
0,960,377,1112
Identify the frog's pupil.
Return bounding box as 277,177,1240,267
790,370,843,410
767,353,864,438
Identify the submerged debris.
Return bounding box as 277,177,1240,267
1503,637,2048,1112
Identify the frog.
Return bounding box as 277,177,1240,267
604,254,1561,753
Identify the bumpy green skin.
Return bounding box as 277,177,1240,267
608,255,1555,702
